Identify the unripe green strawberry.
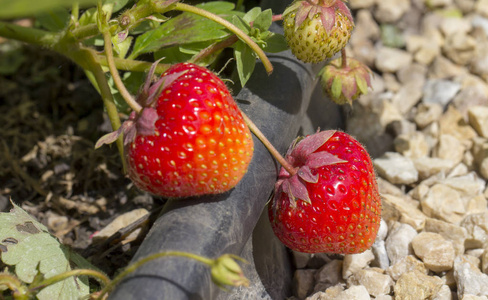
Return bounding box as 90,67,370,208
319,56,373,105
283,0,354,64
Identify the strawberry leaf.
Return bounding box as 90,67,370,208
131,2,243,59
234,41,256,87
281,175,311,206
294,3,312,29
305,151,347,168
331,76,342,99
242,7,261,23
335,0,354,26
261,33,288,53
297,166,318,183
253,9,272,32
135,108,158,136
0,201,92,299
292,130,336,159
319,6,336,34
355,73,369,95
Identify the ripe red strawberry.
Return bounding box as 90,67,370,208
122,63,254,197
283,0,354,64
268,130,381,254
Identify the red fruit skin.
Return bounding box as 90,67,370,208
126,63,254,198
268,131,381,254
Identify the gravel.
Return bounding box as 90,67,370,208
288,0,488,299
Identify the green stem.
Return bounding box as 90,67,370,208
71,24,99,40
0,21,61,48
172,2,273,74
71,2,80,22
102,29,142,113
96,251,214,300
0,273,29,300
241,112,296,176
31,269,111,291
191,35,239,64
97,55,171,73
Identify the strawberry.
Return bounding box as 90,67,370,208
283,0,354,64
268,130,381,254
318,56,373,105
98,62,254,198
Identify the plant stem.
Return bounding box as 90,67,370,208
191,35,239,64
240,112,296,176
71,24,99,40
97,55,171,73
102,30,142,113
96,251,214,300
341,48,348,68
31,269,111,292
0,273,29,299
272,14,283,22
71,2,80,22
172,2,273,74
0,21,60,48
81,48,127,171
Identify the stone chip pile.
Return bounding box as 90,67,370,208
289,0,488,299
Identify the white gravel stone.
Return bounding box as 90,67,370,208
414,103,443,129
468,106,488,138
347,268,394,297
424,218,468,256
422,79,462,109
420,183,466,224
413,157,456,180
382,194,427,230
433,134,466,165
411,232,456,272
387,255,429,281
454,255,488,298
375,47,413,73
394,270,444,299
461,213,488,249
394,131,430,159
374,0,411,23
385,222,418,265
342,250,375,279
333,285,370,300
374,152,419,185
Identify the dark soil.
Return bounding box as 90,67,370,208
0,45,164,276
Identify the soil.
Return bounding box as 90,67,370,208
0,45,163,276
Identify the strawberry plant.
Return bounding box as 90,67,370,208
0,0,381,298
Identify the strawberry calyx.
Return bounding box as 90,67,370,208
95,61,187,149
286,0,354,34
274,130,347,207
319,56,373,105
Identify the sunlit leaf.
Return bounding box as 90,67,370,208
0,202,92,300
130,1,243,59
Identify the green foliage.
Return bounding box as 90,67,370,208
0,202,94,300
231,7,287,86
0,0,96,19
130,1,243,60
